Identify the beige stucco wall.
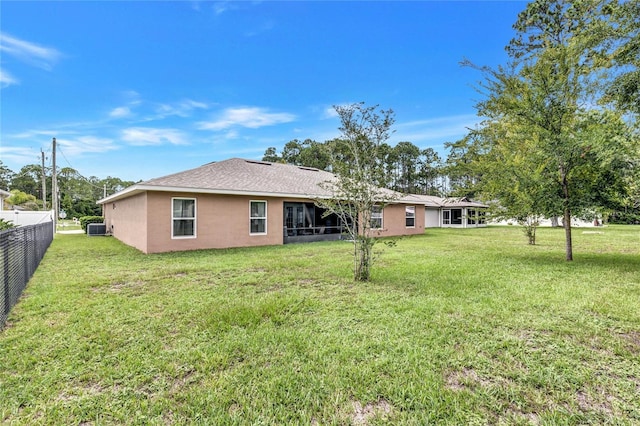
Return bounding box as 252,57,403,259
374,203,425,237
103,192,148,253
145,192,285,254
104,191,428,254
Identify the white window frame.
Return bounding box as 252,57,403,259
371,205,383,229
467,209,476,225
250,200,267,235
405,206,416,228
442,209,451,225
172,197,196,239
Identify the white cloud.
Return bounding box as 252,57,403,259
0,68,19,88
121,127,188,146
57,136,119,156
109,106,131,118
197,107,296,131
152,99,208,119
0,146,41,166
323,107,339,119
213,1,231,15
0,32,61,71
9,129,63,139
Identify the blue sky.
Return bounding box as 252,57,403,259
1,1,525,182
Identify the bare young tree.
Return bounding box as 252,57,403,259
315,102,398,281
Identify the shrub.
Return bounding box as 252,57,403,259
609,211,640,224
0,218,15,231
79,216,104,232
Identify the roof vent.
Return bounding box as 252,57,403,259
245,160,271,166
298,166,319,172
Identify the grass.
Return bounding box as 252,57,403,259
1,226,639,425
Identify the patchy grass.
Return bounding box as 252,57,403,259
1,225,639,424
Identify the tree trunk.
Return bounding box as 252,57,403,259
550,216,559,227
563,208,573,261
561,171,573,261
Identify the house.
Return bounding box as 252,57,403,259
0,189,10,211
98,158,430,254
404,194,488,228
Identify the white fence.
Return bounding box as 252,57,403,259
0,210,54,227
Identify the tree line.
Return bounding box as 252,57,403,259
0,161,135,219
262,139,446,196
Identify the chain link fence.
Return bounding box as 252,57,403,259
1,222,54,328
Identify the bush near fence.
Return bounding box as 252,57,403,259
79,216,104,232
1,222,54,328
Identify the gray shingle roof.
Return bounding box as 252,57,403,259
98,157,488,209
99,158,341,203
143,158,337,197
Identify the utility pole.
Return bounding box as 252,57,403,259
41,149,47,210
52,138,58,232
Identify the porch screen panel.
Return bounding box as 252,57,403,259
451,209,463,225
467,209,476,225
443,210,451,225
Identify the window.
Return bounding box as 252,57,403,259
250,200,267,234
405,206,415,227
371,205,383,229
442,210,451,225
467,209,476,225
478,210,486,225
172,198,196,238
451,209,463,225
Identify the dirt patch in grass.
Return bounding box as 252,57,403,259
504,404,540,425
350,398,393,425
576,389,614,415
619,331,640,353
445,368,493,391
91,280,145,293
170,369,198,394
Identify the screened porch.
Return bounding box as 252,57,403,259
283,202,346,244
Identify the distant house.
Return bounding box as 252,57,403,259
98,158,434,254
405,195,488,228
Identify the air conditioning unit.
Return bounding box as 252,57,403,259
87,223,107,236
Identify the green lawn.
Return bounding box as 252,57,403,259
1,226,639,425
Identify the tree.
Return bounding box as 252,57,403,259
6,189,38,210
281,139,304,165
392,141,421,193
601,0,640,115
297,139,332,171
443,134,485,198
11,164,41,198
315,102,397,281
0,161,15,191
416,148,442,196
462,0,636,260
471,120,551,244
262,147,282,163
